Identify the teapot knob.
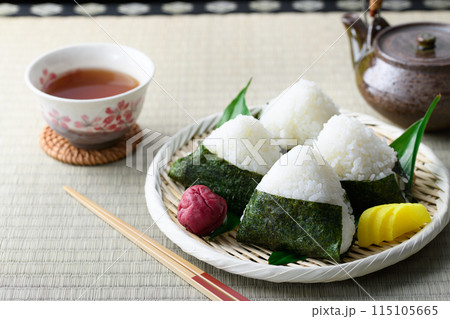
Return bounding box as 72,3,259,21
417,33,436,50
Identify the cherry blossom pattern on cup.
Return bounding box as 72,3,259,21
43,96,143,133
102,99,135,132
39,69,56,88
48,109,70,130
105,96,143,130
74,115,102,131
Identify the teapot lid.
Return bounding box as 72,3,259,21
374,22,450,68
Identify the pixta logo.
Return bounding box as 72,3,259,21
126,128,171,173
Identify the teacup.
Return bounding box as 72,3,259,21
25,43,155,149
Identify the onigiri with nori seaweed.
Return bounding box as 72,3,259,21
237,145,355,261
316,114,406,218
168,115,281,217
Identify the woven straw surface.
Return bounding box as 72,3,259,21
1,12,450,300
39,125,142,166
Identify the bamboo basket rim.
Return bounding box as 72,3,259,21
145,107,450,283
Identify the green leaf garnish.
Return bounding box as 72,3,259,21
215,78,252,128
208,212,241,239
390,95,441,189
268,251,307,265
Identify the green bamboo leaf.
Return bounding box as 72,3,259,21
268,251,307,265
390,95,441,189
208,212,241,239
216,78,252,128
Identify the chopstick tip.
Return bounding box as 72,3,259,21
63,185,75,194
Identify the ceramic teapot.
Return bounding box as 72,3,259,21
342,12,450,131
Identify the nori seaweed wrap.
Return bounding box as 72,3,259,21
340,173,406,219
237,145,356,260
237,190,344,261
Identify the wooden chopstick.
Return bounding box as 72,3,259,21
63,186,249,301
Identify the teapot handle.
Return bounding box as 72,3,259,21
367,16,390,46
369,0,384,17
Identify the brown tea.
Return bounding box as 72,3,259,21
42,68,139,99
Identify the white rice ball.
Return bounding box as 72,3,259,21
257,145,355,254
260,79,339,148
316,114,397,181
203,115,281,176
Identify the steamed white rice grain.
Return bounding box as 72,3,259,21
203,115,281,176
257,145,355,254
260,79,339,148
316,114,397,181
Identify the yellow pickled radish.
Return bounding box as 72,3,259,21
357,204,395,247
389,203,431,239
357,203,431,248
372,204,397,244
357,205,386,247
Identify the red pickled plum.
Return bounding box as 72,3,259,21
177,185,227,236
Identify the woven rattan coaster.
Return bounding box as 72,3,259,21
40,124,142,166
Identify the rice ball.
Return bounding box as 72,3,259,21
260,79,339,148
257,145,355,254
316,114,397,181
203,115,281,175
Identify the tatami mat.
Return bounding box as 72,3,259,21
0,12,449,300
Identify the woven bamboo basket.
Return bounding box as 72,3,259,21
145,108,449,283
